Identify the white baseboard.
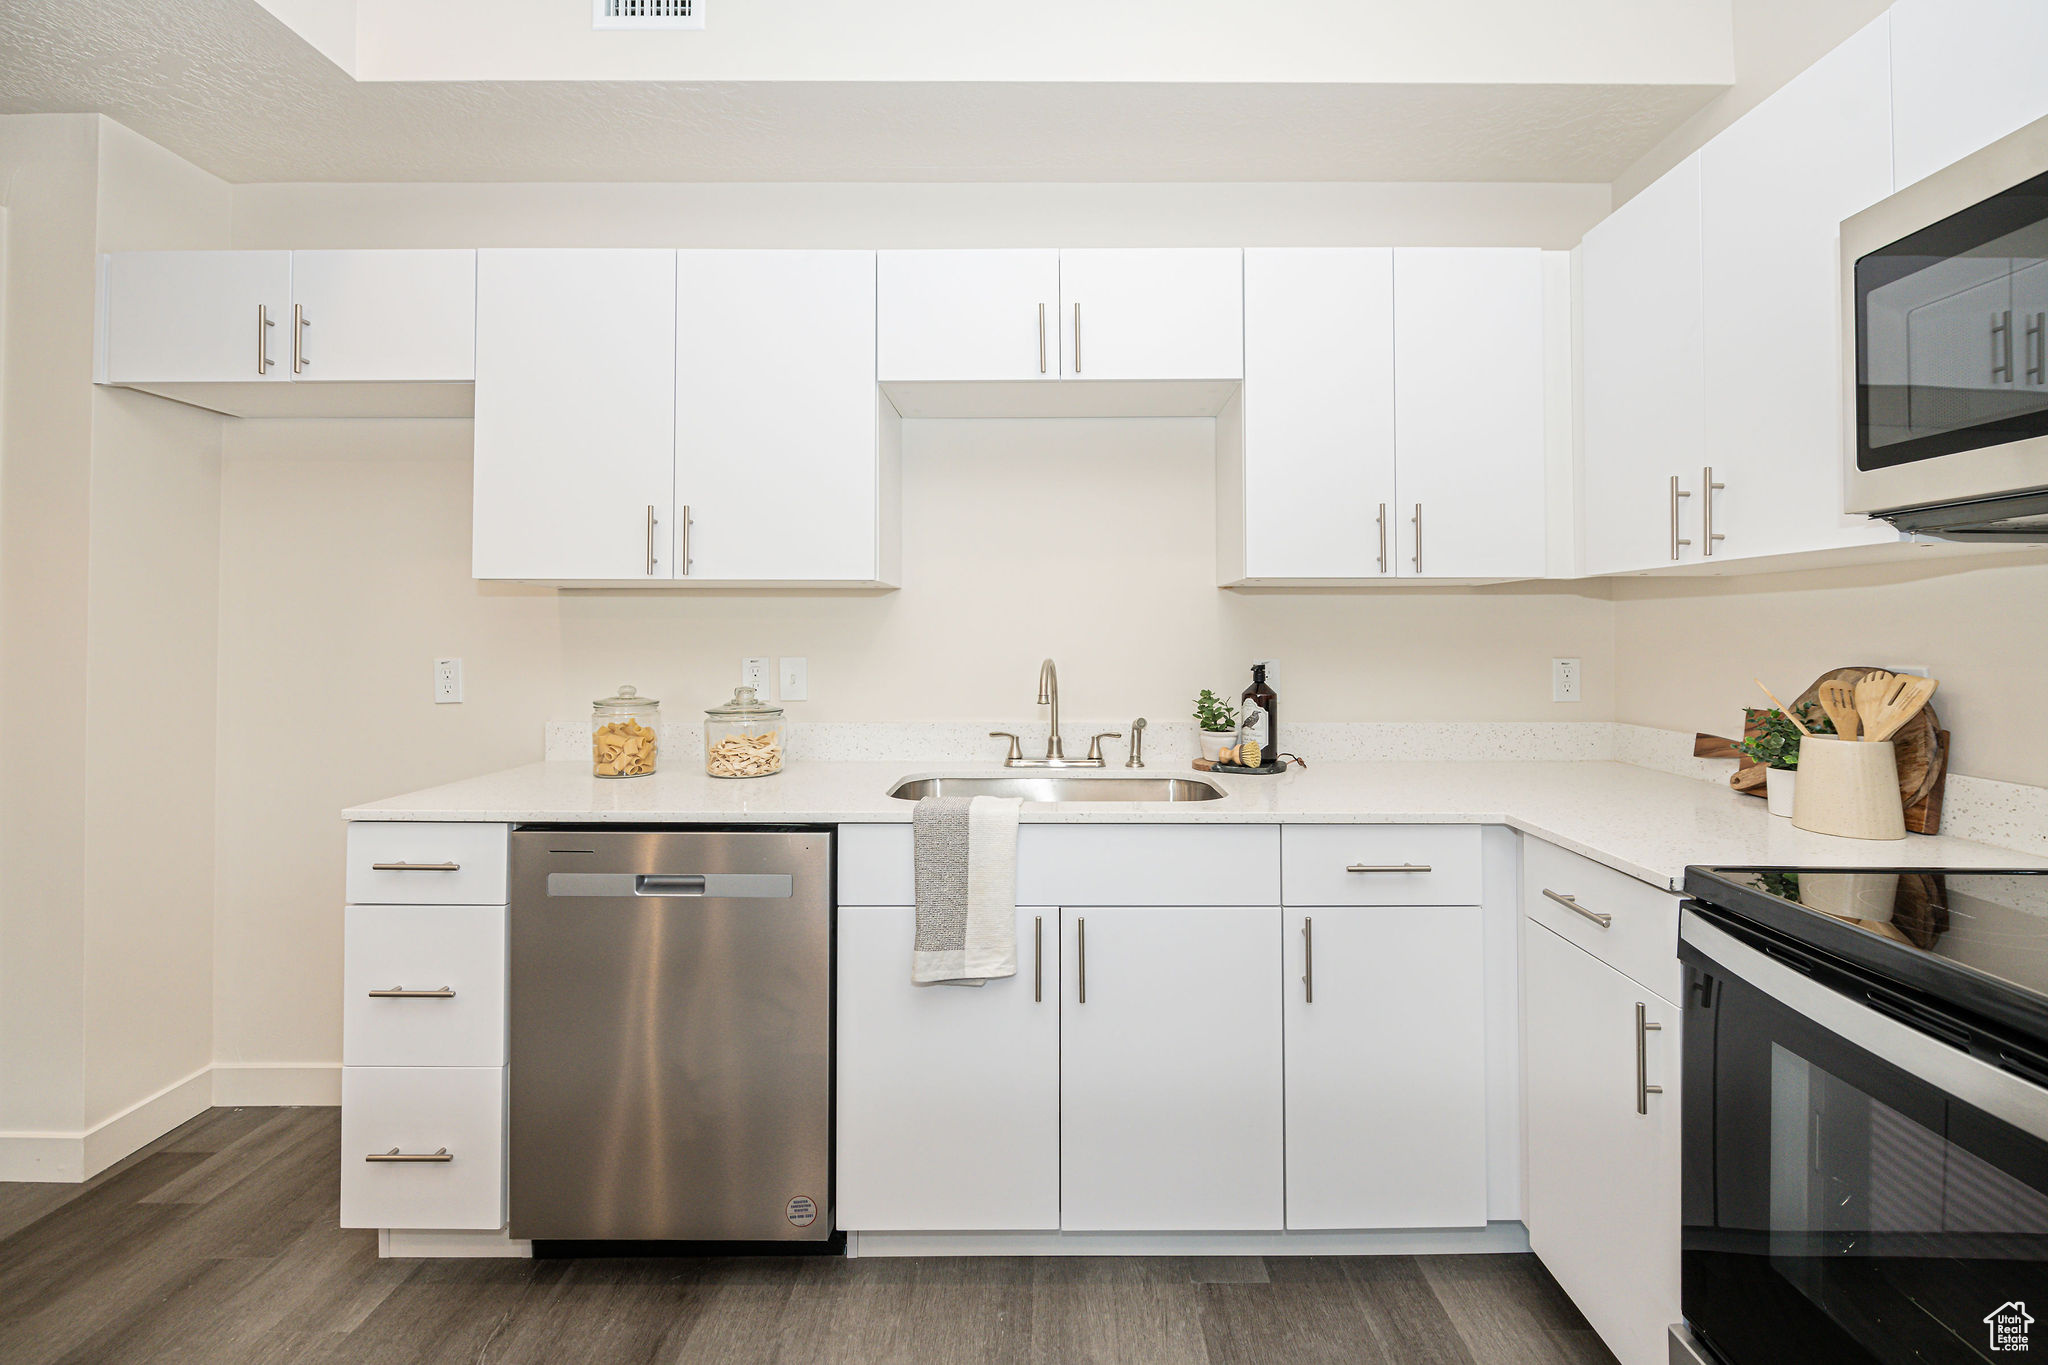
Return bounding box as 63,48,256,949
211,1062,341,1107
845,1221,1531,1258
0,1062,341,1184
382,1227,532,1259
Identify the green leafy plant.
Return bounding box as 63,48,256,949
1736,704,1833,770
1194,689,1238,734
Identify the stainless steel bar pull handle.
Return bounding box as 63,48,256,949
1411,504,1422,574
1347,863,1431,874
1033,915,1044,1002
292,304,308,374
366,1147,452,1163
1072,302,1082,374
1376,503,1388,575
370,861,460,872
678,504,692,576
1669,476,1692,560
367,986,456,998
1994,309,2015,382
1076,916,1086,1004
1038,303,1047,375
1302,917,1314,1003
1702,466,1726,556
1543,887,1611,928
2029,312,2045,384
1636,1002,1663,1115
257,304,274,374
645,505,657,576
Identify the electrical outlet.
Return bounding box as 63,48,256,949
433,657,463,704
1552,657,1581,703
1891,664,1931,678
778,657,809,702
741,657,771,695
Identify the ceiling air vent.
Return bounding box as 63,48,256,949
594,0,704,29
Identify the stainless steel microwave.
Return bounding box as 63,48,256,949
1845,113,2048,540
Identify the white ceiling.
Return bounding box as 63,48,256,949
0,0,1723,183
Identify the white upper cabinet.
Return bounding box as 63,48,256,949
1240,249,1396,579
674,250,887,583
472,249,677,582
103,251,292,384
1580,155,1707,576
1392,248,1547,579
877,250,1060,382
287,251,476,382
1059,904,1283,1231
1056,249,1244,381
1284,905,1488,1230
1891,0,2048,188
1699,16,1896,563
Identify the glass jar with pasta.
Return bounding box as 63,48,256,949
704,686,783,779
591,685,660,778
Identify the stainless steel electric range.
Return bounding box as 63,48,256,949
1676,866,2048,1365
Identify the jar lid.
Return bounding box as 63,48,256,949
594,684,659,710
705,685,783,719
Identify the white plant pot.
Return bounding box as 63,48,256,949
1198,731,1233,762
1765,767,1797,818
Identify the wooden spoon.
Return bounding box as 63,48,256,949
1853,670,1897,738
1868,676,1939,743
1815,678,1860,740
1753,678,1811,734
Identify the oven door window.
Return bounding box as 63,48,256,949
1858,170,2048,470
1686,966,2048,1364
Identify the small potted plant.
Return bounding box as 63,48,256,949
1738,704,1831,817
1194,689,1238,763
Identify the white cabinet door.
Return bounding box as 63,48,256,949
1700,17,1896,562
1580,156,1706,575
675,251,881,582
1284,905,1488,1230
103,251,291,384
472,250,676,581
877,250,1060,382
1240,249,1395,579
1057,249,1243,381
289,250,476,382
836,905,1060,1231
1524,922,1680,1365
1060,905,1283,1231
1392,248,1547,579
1892,0,2048,188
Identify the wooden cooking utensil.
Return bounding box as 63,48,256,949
1867,676,1939,743
1815,678,1860,740
1853,670,1898,738
1753,678,1811,734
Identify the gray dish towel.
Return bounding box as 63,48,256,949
912,795,1021,986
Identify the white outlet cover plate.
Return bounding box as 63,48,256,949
742,657,771,694
1551,657,1581,703
434,657,463,704
779,657,808,702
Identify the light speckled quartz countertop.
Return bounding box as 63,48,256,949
344,759,2047,892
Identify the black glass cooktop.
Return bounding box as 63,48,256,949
1685,866,2048,1046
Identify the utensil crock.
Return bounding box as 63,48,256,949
1791,737,1906,841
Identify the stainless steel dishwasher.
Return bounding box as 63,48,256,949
508,827,833,1243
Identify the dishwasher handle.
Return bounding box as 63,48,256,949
638,874,706,896
544,871,795,899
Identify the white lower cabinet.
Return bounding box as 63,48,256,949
1284,905,1488,1229
342,904,507,1068
339,1066,507,1231
836,903,1061,1231
1059,905,1285,1231
1523,919,1680,1365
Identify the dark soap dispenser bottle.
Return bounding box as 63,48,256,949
1241,663,1277,760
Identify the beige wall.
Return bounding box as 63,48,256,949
1613,553,2048,790
213,415,1617,1065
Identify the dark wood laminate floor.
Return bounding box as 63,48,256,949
0,1108,1617,1365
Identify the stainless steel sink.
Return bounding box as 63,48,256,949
887,775,1228,804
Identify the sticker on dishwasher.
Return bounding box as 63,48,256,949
786,1196,818,1227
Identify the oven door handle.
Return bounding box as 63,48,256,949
1681,909,2048,1143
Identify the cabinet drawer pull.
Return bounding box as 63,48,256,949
645,504,658,576
1302,916,1313,1003
1076,916,1086,1004
366,1147,452,1163
1669,475,1692,561
1702,466,1725,556
366,986,456,999
1636,1002,1664,1115
1038,302,1047,375
370,861,460,872
257,303,275,374
1346,863,1431,874
1072,302,1082,374
1542,887,1611,927
292,303,308,374
1033,915,1043,1003
1376,503,1388,575
1411,503,1422,574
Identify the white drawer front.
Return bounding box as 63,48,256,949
346,823,508,905
340,1066,505,1230
344,905,506,1067
839,822,1282,906
1522,837,1681,1003
1282,825,1483,905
